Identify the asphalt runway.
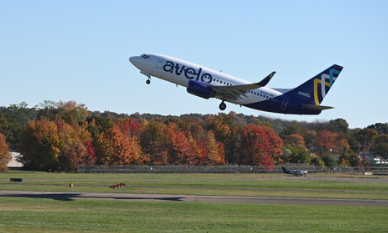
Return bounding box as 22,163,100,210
1,190,388,207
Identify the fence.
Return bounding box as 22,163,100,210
77,165,371,174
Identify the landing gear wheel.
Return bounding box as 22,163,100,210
146,79,151,84
219,101,226,111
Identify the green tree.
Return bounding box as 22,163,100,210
367,123,388,134
38,101,89,126
304,130,317,153
280,124,306,139
321,154,338,167
282,146,311,164
57,101,89,126
354,128,378,152
371,135,388,159
36,100,59,121
226,126,243,164
140,121,167,165
311,156,325,167
328,118,349,134
339,150,361,167
0,102,37,148
86,116,114,137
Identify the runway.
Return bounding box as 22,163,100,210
1,190,387,207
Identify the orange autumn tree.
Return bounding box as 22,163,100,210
0,132,10,170
206,114,232,142
316,130,338,154
19,120,93,171
19,120,60,171
55,120,94,170
184,132,203,165
240,124,283,170
202,131,225,165
162,122,201,165
94,125,148,165
115,117,141,138
284,134,306,149
113,118,147,164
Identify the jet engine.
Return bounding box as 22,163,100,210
186,80,214,99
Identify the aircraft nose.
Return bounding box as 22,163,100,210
129,56,138,65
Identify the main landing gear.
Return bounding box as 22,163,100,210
146,77,151,84
219,100,226,111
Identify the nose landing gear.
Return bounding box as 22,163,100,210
140,71,151,84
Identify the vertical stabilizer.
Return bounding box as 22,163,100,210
281,167,290,174
286,65,343,106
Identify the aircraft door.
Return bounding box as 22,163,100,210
281,96,289,110
156,58,164,69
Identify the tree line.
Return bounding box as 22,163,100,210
0,101,387,171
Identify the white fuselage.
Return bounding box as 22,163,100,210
129,54,282,105
129,53,343,115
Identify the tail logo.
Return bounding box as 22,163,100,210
313,68,340,105
298,91,311,98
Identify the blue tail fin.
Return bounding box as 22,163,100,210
287,65,343,106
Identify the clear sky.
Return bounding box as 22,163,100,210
1,0,387,129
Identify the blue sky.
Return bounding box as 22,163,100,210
1,0,387,129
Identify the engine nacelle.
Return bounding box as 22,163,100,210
186,80,213,99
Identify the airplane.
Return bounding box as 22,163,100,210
129,54,343,115
282,166,308,176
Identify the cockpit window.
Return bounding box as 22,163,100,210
140,54,150,59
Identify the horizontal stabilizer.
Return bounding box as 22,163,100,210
302,104,333,111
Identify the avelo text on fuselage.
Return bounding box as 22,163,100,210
162,60,213,83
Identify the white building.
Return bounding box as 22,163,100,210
7,152,23,168
373,156,388,165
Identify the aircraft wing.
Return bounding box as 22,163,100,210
211,71,275,100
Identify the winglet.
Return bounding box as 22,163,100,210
257,71,276,87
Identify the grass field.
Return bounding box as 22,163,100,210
1,172,388,199
1,172,388,232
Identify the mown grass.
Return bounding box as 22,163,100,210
1,172,388,232
0,197,387,233
1,172,388,200
0,170,383,179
